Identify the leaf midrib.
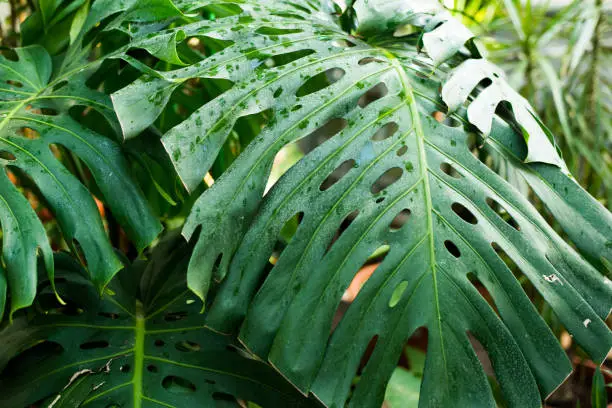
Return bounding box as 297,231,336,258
384,49,450,380
133,301,145,408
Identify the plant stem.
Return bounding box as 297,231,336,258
133,301,145,408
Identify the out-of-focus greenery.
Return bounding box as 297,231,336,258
451,0,611,209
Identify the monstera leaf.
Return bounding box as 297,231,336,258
0,25,163,318
24,0,609,406
0,236,320,407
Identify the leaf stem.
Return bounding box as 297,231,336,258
133,301,145,408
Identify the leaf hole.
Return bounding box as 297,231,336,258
164,311,188,322
356,335,379,375
371,167,403,195
444,240,461,258
266,119,347,192
0,151,16,161
162,376,196,394
162,78,234,133
375,197,385,204
326,209,360,255
406,326,429,359
358,82,389,108
331,39,356,48
255,49,315,70
320,159,356,191
476,77,493,91
452,202,478,225
486,198,520,231
6,80,23,88
466,272,499,314
371,122,399,141
120,364,131,373
296,68,346,97
396,145,408,156
16,127,40,139
358,57,384,65
35,107,59,116
467,332,497,381
298,118,348,154
212,392,238,402
440,162,462,179
390,208,411,231
147,364,158,373
175,340,201,352
270,211,304,263
409,60,433,79
432,111,461,127
154,339,165,347
98,312,120,320
52,80,68,92
255,27,303,36
80,340,109,350
342,246,388,303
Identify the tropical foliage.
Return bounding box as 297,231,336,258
0,0,610,407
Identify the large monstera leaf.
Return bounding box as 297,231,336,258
101,0,612,407
0,41,162,319
0,237,320,407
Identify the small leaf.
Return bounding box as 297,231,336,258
69,0,90,46
384,367,420,408
591,367,608,408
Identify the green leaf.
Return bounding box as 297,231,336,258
69,0,90,46
442,58,565,168
0,167,54,317
0,239,321,408
353,0,443,37
500,0,525,41
21,0,88,54
104,1,612,406
384,367,420,408
591,367,608,408
565,2,599,76
0,44,161,316
0,264,6,319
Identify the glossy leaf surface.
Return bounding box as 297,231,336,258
0,239,320,407
105,1,612,407
0,44,161,317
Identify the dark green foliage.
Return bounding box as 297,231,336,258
0,1,610,407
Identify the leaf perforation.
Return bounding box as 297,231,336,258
282,128,420,357
22,2,605,406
